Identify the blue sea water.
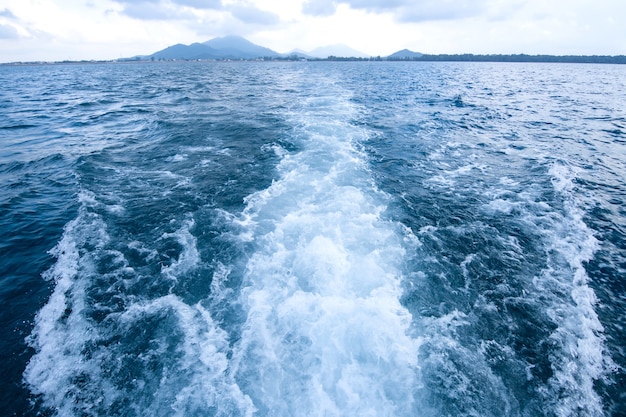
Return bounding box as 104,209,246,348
1,61,625,416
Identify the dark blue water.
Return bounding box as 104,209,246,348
1,61,624,416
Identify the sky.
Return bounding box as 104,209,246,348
0,0,625,62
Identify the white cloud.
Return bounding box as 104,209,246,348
228,3,279,25
302,0,336,17
121,2,196,20
0,0,624,62
114,0,221,20
175,0,222,8
0,8,24,39
0,8,17,18
395,0,489,22
114,0,222,9
302,0,492,21
0,23,20,39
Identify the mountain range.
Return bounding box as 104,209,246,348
149,36,279,60
142,36,415,60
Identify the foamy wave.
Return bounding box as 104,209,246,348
25,198,252,416
541,163,616,415
229,87,421,416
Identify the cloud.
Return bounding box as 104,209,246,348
114,0,162,5
114,0,222,20
0,23,20,39
302,0,337,17
0,8,17,19
0,8,24,39
396,0,488,22
172,0,221,8
229,4,279,25
301,0,496,22
336,0,405,12
121,3,192,20
115,0,221,7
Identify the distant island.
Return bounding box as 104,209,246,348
136,36,369,61
333,54,626,64
3,36,625,65
123,36,626,64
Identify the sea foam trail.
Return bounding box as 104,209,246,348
229,88,421,416
17,64,302,417
541,164,616,416
25,201,254,416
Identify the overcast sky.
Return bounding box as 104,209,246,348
1,0,625,62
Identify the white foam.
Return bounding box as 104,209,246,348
413,161,616,416
160,217,200,281
229,87,421,415
485,198,521,214
25,197,252,416
474,163,615,415
116,295,256,417
24,207,109,415
540,163,616,415
166,153,188,162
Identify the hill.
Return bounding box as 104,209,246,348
149,43,220,60
149,36,280,60
203,36,280,59
387,49,423,59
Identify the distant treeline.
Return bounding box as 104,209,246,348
327,54,626,64
5,54,625,66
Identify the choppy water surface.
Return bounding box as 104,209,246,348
1,61,624,416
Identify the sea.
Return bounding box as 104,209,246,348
0,61,624,417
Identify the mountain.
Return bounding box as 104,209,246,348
149,43,220,60
387,49,423,59
203,36,280,59
285,49,315,59
308,44,369,59
143,36,373,61
148,36,280,60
